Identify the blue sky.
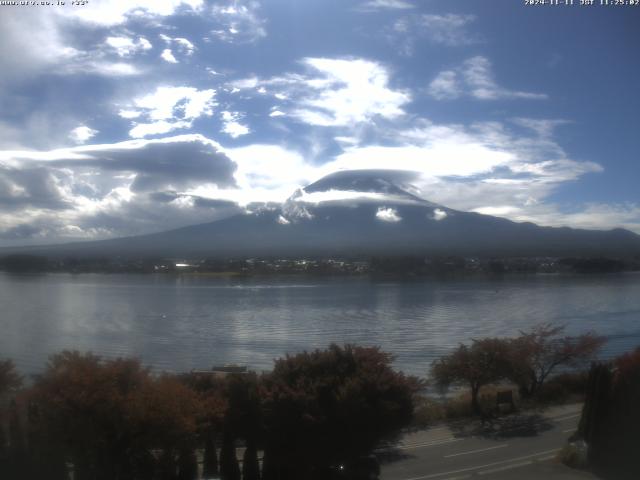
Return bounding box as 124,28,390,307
0,0,639,245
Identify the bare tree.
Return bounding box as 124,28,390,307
507,323,605,398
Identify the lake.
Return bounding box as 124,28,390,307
1,272,639,377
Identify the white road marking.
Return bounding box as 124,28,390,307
399,438,463,450
399,434,456,445
444,444,508,458
562,428,575,433
552,413,581,422
401,448,561,480
537,454,558,461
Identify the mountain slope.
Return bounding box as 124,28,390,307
4,171,640,259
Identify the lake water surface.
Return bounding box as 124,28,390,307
1,272,640,376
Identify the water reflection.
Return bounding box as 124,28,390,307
1,272,639,376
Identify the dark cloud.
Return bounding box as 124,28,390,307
148,190,240,209
0,166,71,211
0,136,246,245
47,137,238,193
0,223,42,240
192,197,239,209
74,192,243,239
148,191,180,203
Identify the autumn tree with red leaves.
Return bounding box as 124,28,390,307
29,351,201,480
260,344,419,479
431,338,512,415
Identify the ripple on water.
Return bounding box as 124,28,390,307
1,273,640,376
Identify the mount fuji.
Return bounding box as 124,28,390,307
6,170,640,259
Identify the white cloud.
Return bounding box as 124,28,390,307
358,0,414,11
294,58,409,126
512,118,571,138
221,111,250,138
463,56,547,100
427,70,460,100
420,14,477,47
428,56,548,101
388,13,478,56
296,190,421,206
222,123,250,138
129,120,191,138
161,49,179,63
223,144,312,204
0,10,76,84
323,130,514,178
519,203,640,232
138,37,153,50
432,208,447,221
60,0,205,27
234,57,410,127
210,1,267,44
277,215,291,225
0,1,183,97
13,43,143,78
0,9,145,83
174,37,195,54
126,86,216,138
105,36,152,57
462,201,640,234
69,126,98,145
118,109,142,119
231,76,261,89
82,61,142,76
159,34,196,59
1,134,224,163
376,207,402,222
0,2,202,86
330,143,506,177
472,206,520,216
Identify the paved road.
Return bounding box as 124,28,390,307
380,403,597,480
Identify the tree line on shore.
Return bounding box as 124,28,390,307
3,253,639,275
